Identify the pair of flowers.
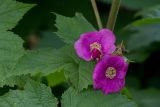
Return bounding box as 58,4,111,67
74,29,128,94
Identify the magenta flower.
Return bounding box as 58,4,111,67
93,55,128,94
74,29,116,61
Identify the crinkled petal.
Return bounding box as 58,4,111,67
116,63,128,79
102,79,125,94
99,29,116,54
74,39,91,61
74,31,101,61
93,55,128,94
93,58,108,89
74,29,116,61
103,55,129,79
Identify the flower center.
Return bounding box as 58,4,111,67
90,42,101,51
90,42,102,61
105,67,116,79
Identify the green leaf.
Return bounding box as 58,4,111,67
131,89,160,107
64,61,95,91
0,0,35,30
127,18,160,51
0,31,25,64
132,18,160,26
0,75,30,87
46,70,66,87
136,5,160,18
55,13,96,44
121,87,133,99
0,0,35,86
125,50,150,63
0,0,94,91
13,45,94,91
13,0,97,39
119,18,160,62
0,80,58,107
12,48,70,77
61,88,138,107
36,32,65,49
97,0,160,9
0,31,25,82
0,38,66,86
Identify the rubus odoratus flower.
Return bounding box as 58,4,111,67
74,29,116,61
93,55,128,94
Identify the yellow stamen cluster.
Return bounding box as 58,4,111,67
90,42,101,51
105,67,116,79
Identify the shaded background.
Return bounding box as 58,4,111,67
6,0,160,106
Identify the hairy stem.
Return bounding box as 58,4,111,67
91,0,103,29
107,0,121,31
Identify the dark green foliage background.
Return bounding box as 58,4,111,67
0,0,160,107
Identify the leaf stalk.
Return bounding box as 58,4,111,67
107,0,121,31
91,0,103,29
